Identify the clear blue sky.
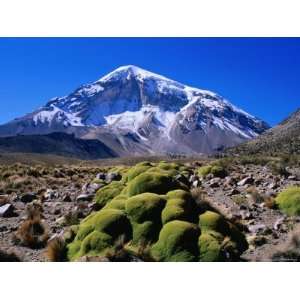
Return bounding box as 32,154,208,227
0,38,299,126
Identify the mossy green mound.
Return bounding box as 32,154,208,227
198,211,248,261
198,231,224,262
151,220,200,262
67,209,132,261
123,165,153,183
275,186,300,216
126,193,166,245
103,195,127,211
94,181,125,207
126,172,183,197
199,211,229,234
198,165,227,178
162,190,197,224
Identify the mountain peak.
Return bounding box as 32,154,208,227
0,66,270,155
97,65,172,83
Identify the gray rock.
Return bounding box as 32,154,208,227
96,172,106,180
189,174,197,183
76,193,94,202
248,224,266,234
43,189,56,200
228,188,240,196
62,194,72,202
174,174,190,186
106,172,121,182
0,203,15,217
209,178,220,188
192,180,200,188
273,217,285,231
20,193,37,203
237,176,254,186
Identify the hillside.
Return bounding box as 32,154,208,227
228,108,300,156
0,132,117,160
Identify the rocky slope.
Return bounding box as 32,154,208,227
1,158,300,262
0,132,117,160
229,108,300,155
0,65,269,156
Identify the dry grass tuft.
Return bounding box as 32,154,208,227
45,235,66,262
15,202,48,249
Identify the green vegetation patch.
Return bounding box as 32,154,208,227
275,186,300,216
126,172,183,197
162,190,197,224
126,193,166,245
151,220,200,262
198,211,248,261
94,181,125,207
198,231,224,262
198,165,227,178
67,209,132,261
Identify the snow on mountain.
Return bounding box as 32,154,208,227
0,65,270,155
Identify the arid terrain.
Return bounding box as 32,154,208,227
0,153,300,262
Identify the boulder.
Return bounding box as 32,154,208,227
106,172,122,182
76,193,95,202
237,177,254,186
20,193,37,203
0,203,15,217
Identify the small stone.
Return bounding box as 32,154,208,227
237,177,254,186
228,188,240,196
273,217,285,231
247,235,267,247
76,193,94,202
62,194,72,202
268,182,278,190
174,174,190,186
192,180,199,188
0,203,15,217
96,172,106,180
248,224,266,234
106,172,121,182
43,189,56,200
20,193,37,203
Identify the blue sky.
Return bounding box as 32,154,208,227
0,38,299,126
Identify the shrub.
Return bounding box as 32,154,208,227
126,172,183,197
122,165,153,183
198,166,212,178
198,231,224,262
94,181,125,207
126,193,166,245
275,186,300,216
198,211,248,261
199,211,229,234
162,190,197,224
103,195,127,211
16,216,49,249
210,165,227,178
67,209,132,261
151,220,200,262
45,235,66,262
198,165,227,178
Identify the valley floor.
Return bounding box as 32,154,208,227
0,154,300,262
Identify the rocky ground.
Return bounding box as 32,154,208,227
0,156,300,262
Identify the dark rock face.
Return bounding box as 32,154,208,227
0,132,117,160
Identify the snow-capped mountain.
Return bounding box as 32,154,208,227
0,65,270,155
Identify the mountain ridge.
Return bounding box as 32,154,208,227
228,107,300,155
0,65,270,156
